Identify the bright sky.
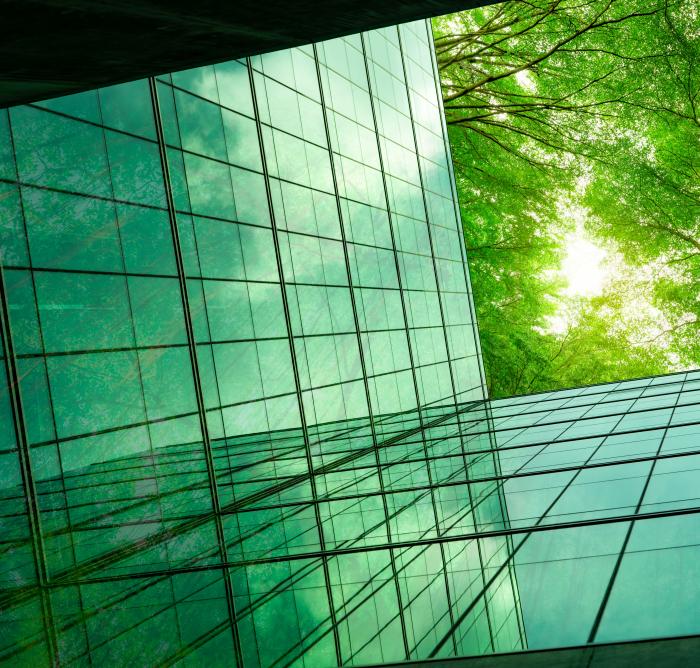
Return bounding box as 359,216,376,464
561,233,607,297
543,231,687,355
515,69,537,93
542,228,610,336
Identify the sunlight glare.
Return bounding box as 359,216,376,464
562,233,607,297
515,69,537,92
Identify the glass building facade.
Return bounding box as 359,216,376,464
1,16,700,668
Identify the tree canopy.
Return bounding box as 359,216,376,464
433,0,699,397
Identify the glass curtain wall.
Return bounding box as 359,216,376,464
4,13,699,668
0,19,513,668
490,369,700,649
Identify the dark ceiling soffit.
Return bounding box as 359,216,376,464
0,0,500,108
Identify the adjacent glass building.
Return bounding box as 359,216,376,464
1,16,699,668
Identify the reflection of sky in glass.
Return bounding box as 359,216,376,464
2,14,700,668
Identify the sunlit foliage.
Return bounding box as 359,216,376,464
433,0,699,397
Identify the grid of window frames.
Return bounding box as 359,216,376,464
0,19,507,668
489,368,700,651
3,16,700,668
311,367,700,665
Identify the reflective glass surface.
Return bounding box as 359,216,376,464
1,18,700,668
